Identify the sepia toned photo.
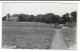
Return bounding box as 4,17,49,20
2,2,77,50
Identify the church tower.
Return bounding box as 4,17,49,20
6,13,10,21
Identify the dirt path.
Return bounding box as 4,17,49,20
50,29,68,49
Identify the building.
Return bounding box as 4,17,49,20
5,13,10,21
5,13,19,22
8,16,18,22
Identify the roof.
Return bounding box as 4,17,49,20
9,16,18,20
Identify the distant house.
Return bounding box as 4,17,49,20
8,16,18,22
5,13,19,22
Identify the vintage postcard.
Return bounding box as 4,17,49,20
2,2,77,50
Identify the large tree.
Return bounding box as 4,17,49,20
34,14,44,22
54,15,61,23
62,13,70,23
44,13,56,23
18,14,26,22
70,11,77,23
2,16,6,21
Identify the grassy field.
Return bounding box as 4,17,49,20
61,28,76,48
2,22,55,49
2,22,76,49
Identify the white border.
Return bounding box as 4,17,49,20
0,1,80,52
1,1,80,3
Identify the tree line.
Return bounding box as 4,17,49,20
2,11,77,24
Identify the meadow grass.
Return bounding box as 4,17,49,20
2,22,76,49
2,22,55,49
61,28,76,47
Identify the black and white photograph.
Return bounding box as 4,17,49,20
2,2,77,50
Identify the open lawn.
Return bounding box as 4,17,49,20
2,22,55,49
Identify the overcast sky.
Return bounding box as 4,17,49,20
2,2,77,17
